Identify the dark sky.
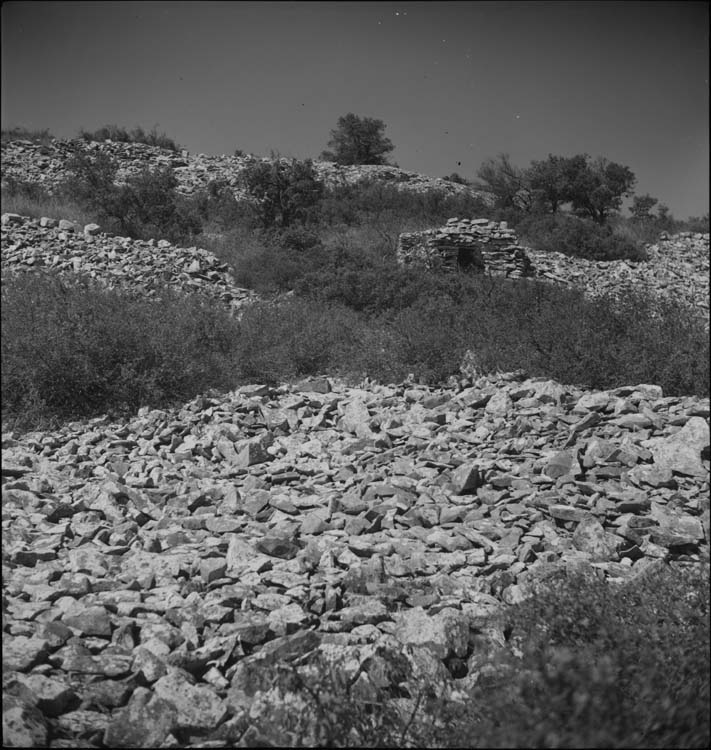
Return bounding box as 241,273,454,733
2,1,709,218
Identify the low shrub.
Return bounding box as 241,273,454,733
4,259,707,433
454,562,711,749
295,262,471,315
1,272,241,429
607,214,662,246
228,232,330,293
1,126,54,145
681,213,710,234
58,152,203,243
114,165,202,242
234,296,365,383
191,179,252,231
1,175,53,203
215,562,709,748
78,124,180,151
240,158,324,229
58,150,124,225
1,175,98,228
517,212,648,261
315,180,491,228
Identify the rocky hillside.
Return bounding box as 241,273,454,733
1,213,257,316
1,138,710,747
2,136,708,319
527,231,710,315
2,210,708,326
0,137,490,202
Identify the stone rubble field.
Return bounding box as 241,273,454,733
1,136,710,746
526,231,710,316
1,213,256,316
3,368,709,746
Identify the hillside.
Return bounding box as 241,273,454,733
0,136,490,203
1,137,710,748
1,136,708,317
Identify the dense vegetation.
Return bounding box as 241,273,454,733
3,215,708,430
233,562,709,748
2,135,709,430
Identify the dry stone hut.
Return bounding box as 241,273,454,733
397,217,534,277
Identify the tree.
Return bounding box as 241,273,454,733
241,157,324,228
566,155,636,224
526,155,586,214
474,153,531,212
61,150,121,218
320,113,395,166
684,213,710,233
655,203,678,233
630,193,659,221
443,172,470,185
119,166,201,241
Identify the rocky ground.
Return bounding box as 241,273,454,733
526,231,710,316
0,137,488,202
0,213,256,316
1,138,710,747
3,369,709,746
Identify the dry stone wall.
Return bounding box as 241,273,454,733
397,218,534,278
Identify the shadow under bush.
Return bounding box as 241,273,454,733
1,272,241,429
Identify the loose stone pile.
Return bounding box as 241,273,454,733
0,213,256,315
0,139,190,192
397,218,534,278
312,161,489,200
3,371,709,746
526,231,710,315
0,138,489,203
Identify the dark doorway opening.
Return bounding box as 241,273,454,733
457,247,484,272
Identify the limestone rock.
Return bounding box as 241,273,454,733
644,417,710,477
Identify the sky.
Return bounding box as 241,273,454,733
2,1,709,219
